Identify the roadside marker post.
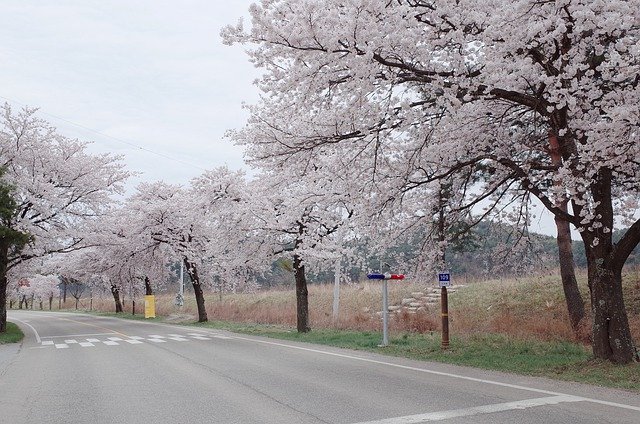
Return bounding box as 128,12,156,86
367,273,405,346
438,271,451,349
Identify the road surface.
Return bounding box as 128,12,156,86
2,310,639,423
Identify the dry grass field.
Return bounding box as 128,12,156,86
78,268,640,346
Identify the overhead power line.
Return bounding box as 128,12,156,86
0,94,208,172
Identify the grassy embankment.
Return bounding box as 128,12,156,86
63,269,640,391
0,322,24,344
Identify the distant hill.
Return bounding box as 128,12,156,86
438,222,638,278
258,222,639,286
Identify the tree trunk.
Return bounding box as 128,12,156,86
549,132,586,336
49,295,53,310
144,276,153,295
0,240,8,333
587,261,636,363
555,212,586,335
581,168,638,363
184,258,207,322
111,285,123,313
293,254,310,333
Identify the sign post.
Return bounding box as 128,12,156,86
367,273,405,347
438,271,451,349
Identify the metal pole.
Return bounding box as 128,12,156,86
179,260,184,298
332,259,340,321
441,286,449,349
382,279,389,346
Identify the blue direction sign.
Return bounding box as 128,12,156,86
438,271,451,287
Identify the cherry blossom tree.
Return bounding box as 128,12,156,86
0,104,129,331
28,274,60,310
241,169,355,332
129,167,252,322
225,1,640,362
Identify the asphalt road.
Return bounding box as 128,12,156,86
2,310,639,424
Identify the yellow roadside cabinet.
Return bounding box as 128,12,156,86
144,295,156,318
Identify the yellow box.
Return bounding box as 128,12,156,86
144,295,156,318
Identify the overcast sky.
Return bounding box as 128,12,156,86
0,0,258,190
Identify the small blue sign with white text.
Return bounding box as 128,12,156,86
438,272,451,287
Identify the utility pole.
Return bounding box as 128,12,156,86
332,259,340,321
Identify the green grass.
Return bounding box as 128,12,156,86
0,322,25,344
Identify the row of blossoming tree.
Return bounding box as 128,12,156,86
2,0,638,365
220,0,640,364
0,103,354,332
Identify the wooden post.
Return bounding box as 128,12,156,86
441,286,449,349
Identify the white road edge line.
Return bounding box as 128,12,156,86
230,335,640,413
351,395,584,424
9,318,41,343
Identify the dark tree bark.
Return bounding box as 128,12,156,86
0,240,7,333
293,253,310,333
111,285,123,313
555,210,586,335
586,254,636,363
184,258,207,322
549,133,586,335
144,276,153,295
580,169,639,363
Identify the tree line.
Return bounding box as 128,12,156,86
1,1,639,364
